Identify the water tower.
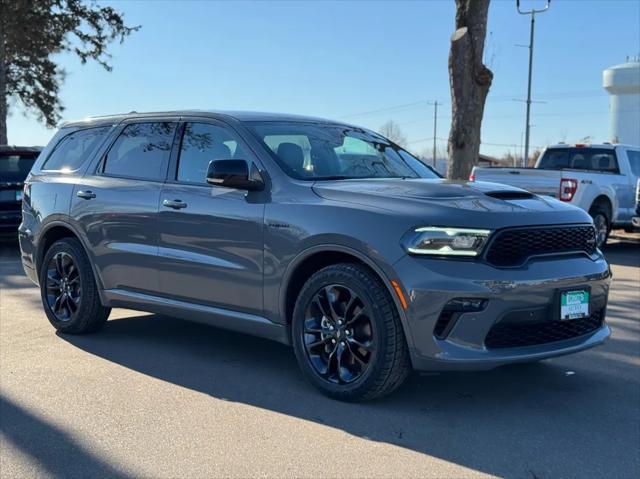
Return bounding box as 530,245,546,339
603,59,640,146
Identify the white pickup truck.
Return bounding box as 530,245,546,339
471,143,640,247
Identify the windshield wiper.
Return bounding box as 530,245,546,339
312,175,353,181
312,175,418,181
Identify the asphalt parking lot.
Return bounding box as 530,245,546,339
1,236,638,479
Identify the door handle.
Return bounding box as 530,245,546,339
76,190,96,200
163,199,188,209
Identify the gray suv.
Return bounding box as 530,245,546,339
19,111,612,400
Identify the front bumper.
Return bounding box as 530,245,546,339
394,253,612,371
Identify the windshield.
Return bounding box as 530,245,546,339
246,121,439,180
0,153,38,183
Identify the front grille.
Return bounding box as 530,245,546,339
485,310,604,349
485,225,596,267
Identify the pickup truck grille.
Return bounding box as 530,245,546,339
485,225,597,267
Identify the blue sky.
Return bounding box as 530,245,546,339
6,0,640,158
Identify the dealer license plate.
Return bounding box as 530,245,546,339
560,290,589,320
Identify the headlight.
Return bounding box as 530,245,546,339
403,227,492,257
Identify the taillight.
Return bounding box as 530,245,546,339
559,178,578,201
469,169,476,181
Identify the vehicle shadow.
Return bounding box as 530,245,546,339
0,394,129,478
59,312,638,478
3,235,638,477
0,236,44,311
0,234,20,258
603,241,640,268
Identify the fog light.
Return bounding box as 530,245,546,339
433,298,488,339
446,298,488,312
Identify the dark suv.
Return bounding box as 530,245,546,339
1,146,41,232
19,111,611,400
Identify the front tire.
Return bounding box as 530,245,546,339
39,238,111,334
292,263,411,401
589,205,610,249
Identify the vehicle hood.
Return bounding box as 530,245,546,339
311,178,592,229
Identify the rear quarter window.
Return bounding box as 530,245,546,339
626,150,640,176
43,126,110,172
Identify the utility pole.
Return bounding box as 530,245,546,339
426,100,439,168
432,100,438,167
516,0,551,166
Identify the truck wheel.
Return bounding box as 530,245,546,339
589,205,610,249
39,238,111,334
291,263,411,401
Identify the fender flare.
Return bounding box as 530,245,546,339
278,244,416,351
589,191,615,221
36,218,107,296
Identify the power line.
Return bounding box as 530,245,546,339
338,101,431,120
338,89,607,120
407,136,544,150
375,108,633,125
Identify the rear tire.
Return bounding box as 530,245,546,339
589,205,610,249
39,238,110,334
291,263,411,401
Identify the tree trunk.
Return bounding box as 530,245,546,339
0,64,7,145
0,8,7,146
447,0,493,180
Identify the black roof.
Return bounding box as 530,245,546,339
60,110,357,129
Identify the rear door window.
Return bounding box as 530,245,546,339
43,127,110,171
103,122,176,180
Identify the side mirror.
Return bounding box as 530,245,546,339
206,159,264,191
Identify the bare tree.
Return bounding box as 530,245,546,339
528,148,542,166
379,120,408,147
447,0,493,180
502,151,516,167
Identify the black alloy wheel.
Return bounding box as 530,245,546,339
39,237,111,334
592,212,609,249
292,263,411,401
45,252,81,322
303,285,374,384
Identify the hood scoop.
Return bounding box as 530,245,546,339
485,190,534,200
